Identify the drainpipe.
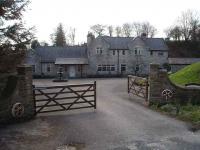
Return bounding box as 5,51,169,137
117,50,120,75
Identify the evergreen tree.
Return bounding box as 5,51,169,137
51,23,66,46
0,0,34,72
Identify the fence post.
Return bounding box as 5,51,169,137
32,85,37,116
145,78,148,102
128,76,130,93
94,81,97,109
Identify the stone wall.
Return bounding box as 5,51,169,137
0,65,35,124
148,64,200,104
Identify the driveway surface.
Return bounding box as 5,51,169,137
1,78,200,150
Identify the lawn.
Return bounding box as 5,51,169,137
169,62,200,86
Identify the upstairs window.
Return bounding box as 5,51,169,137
158,52,164,56
135,49,137,55
96,47,103,54
122,50,125,55
32,65,35,72
113,50,115,55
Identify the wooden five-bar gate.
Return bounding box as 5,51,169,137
33,81,96,114
128,75,149,101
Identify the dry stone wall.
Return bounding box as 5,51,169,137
148,64,200,104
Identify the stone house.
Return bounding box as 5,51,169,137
169,58,200,73
26,34,169,78
26,46,88,78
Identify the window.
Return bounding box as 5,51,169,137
97,65,102,71
102,65,106,71
111,65,115,71
78,65,81,72
47,64,51,72
122,50,125,55
158,52,164,56
97,65,115,72
32,65,35,72
96,47,103,54
150,51,153,56
113,50,115,55
121,64,126,72
135,49,137,55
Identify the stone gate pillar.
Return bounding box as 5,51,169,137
16,65,35,119
148,64,169,104
0,65,35,124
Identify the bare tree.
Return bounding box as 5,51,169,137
132,21,157,37
115,26,122,37
90,24,106,36
122,23,132,37
107,25,113,37
132,22,143,36
165,10,200,41
178,10,194,41
165,26,182,41
68,27,76,45
141,22,157,37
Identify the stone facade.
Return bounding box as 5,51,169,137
148,64,200,104
0,65,35,123
26,35,169,78
87,35,168,76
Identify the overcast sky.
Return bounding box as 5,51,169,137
23,0,200,44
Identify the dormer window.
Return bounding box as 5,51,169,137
122,50,125,55
113,50,115,55
96,47,103,54
135,48,137,55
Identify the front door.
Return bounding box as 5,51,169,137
69,65,76,78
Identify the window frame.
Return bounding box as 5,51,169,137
122,50,125,55
96,47,103,54
97,64,115,72
47,64,51,72
121,64,126,72
32,65,35,73
158,52,164,56
113,50,115,55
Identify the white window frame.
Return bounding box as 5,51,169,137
158,52,164,56
113,50,115,55
122,50,125,55
47,64,51,72
121,64,126,72
96,47,103,54
97,64,115,72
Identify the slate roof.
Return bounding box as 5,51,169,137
144,38,169,51
168,58,200,65
100,36,168,51
34,46,87,62
55,58,89,65
101,36,133,50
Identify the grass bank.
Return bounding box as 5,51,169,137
169,62,200,86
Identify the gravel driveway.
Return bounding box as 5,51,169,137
1,78,200,150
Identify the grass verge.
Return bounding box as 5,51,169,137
150,103,200,131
